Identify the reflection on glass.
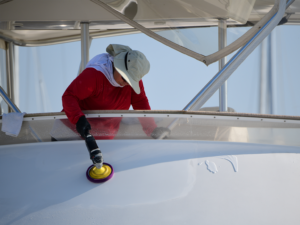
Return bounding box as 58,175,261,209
1,114,300,148
50,117,157,141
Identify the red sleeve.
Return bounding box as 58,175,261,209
131,80,157,136
131,80,151,110
62,68,101,124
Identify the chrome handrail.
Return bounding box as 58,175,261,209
0,85,20,113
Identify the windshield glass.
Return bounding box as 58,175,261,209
1,112,300,147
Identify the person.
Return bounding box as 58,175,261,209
62,44,169,141
60,44,170,168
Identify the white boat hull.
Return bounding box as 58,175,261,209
1,140,300,224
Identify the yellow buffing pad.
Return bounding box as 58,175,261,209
89,164,112,179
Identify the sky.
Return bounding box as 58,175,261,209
4,25,300,116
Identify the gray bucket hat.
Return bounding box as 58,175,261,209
106,44,150,94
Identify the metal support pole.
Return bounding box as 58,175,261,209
6,42,15,112
218,19,227,112
259,38,268,114
14,45,19,107
270,30,277,115
259,31,277,115
8,42,15,103
81,22,90,72
77,37,93,76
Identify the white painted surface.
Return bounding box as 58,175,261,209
0,140,300,225
220,155,239,172
205,160,218,173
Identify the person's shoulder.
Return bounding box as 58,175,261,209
81,68,105,79
83,68,104,75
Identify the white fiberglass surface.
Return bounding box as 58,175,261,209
0,140,300,224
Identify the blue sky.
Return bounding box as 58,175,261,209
16,25,300,116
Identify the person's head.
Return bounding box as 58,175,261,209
106,44,150,94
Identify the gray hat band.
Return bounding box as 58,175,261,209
124,52,129,70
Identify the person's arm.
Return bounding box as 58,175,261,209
131,80,157,136
62,68,101,124
62,69,104,167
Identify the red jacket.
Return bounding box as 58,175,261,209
62,68,156,139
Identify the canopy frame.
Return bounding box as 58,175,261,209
91,0,288,66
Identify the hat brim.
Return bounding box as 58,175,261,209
113,52,140,94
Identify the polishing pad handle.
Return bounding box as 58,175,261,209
85,134,103,169
85,134,98,151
